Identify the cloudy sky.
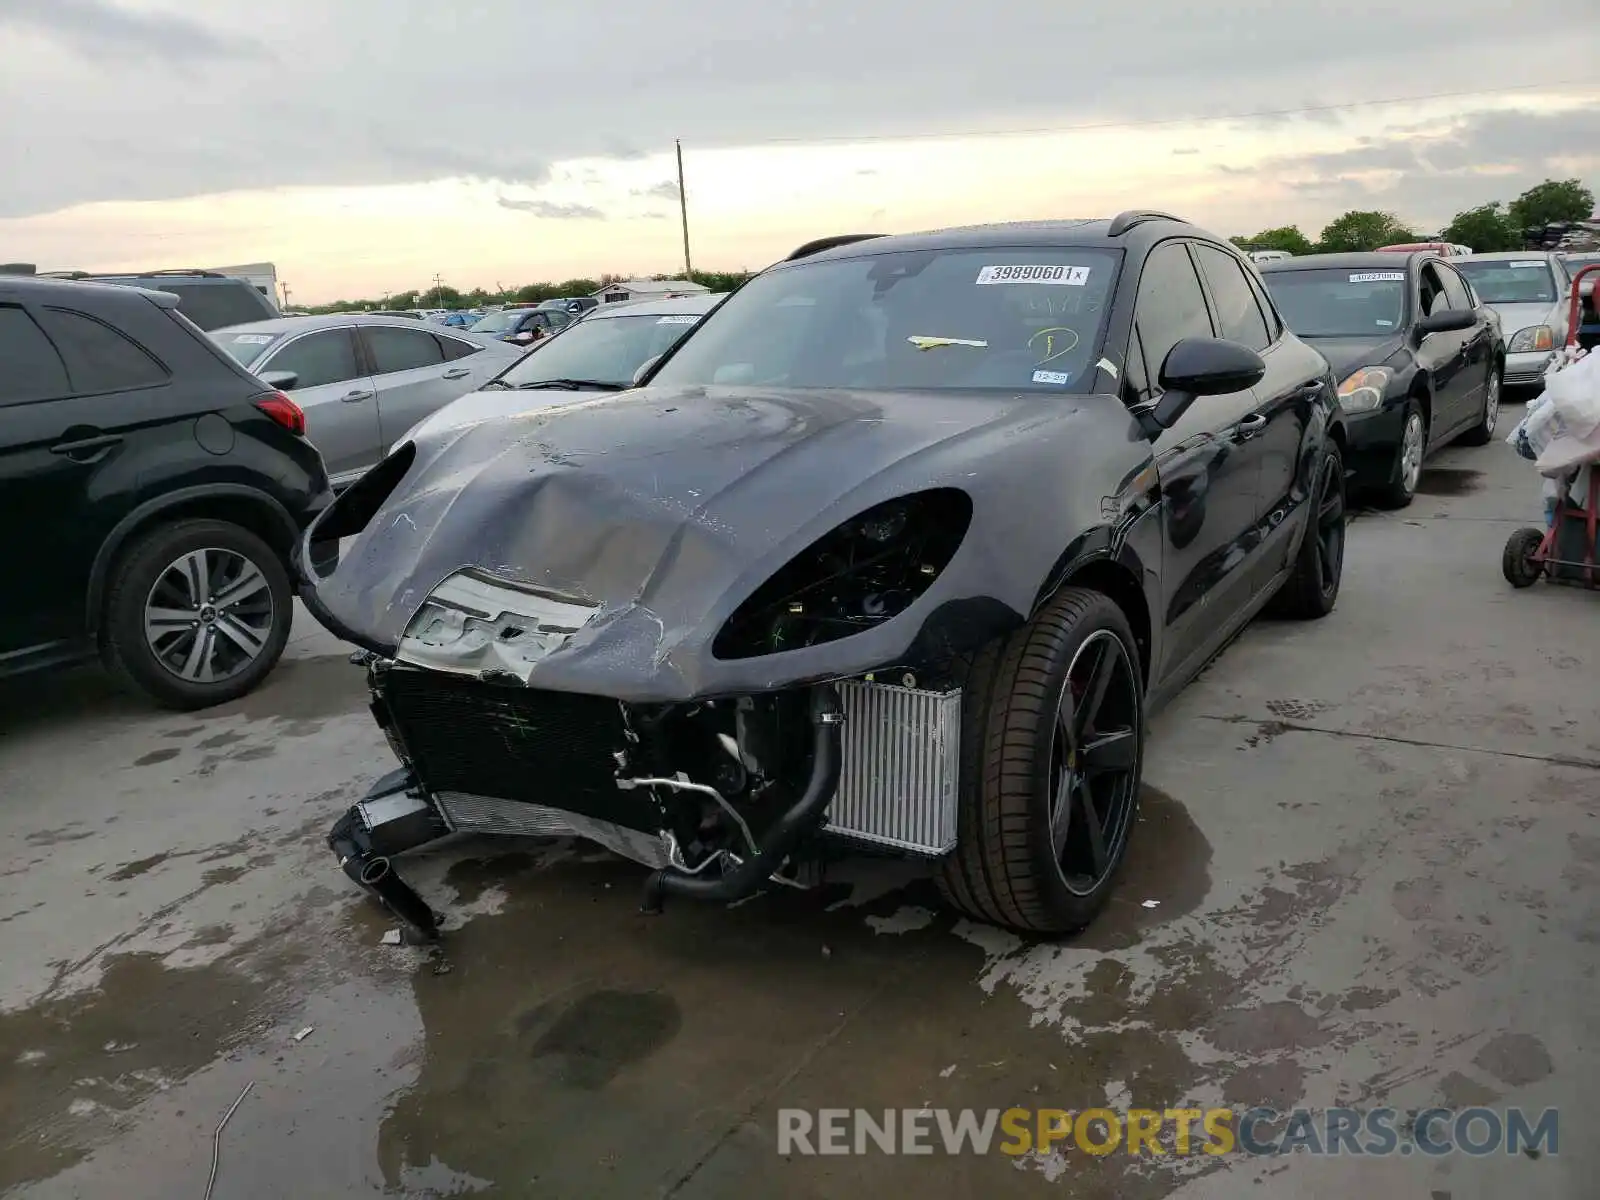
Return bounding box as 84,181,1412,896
2,0,1597,303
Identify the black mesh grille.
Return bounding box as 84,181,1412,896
380,669,660,831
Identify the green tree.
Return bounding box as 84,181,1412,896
554,277,600,296
1439,202,1518,252
1237,226,1316,256
1508,178,1595,232
1316,210,1417,253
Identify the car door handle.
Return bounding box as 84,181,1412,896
50,433,122,461
1236,414,1268,439
441,368,471,380
341,389,373,403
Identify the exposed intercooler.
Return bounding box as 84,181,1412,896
825,680,961,856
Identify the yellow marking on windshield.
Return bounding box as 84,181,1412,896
907,335,988,351
1029,326,1080,365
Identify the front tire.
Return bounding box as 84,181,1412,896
102,519,293,710
1457,362,1501,446
1374,401,1426,509
937,587,1144,935
1269,443,1345,619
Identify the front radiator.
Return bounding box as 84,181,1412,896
826,680,961,856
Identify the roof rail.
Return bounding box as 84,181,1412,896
784,234,886,262
1107,210,1184,237
37,270,92,279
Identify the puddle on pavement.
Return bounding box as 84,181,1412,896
0,952,279,1191
377,785,1223,1198
1416,467,1484,497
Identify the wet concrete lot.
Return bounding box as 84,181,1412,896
3,435,1597,1199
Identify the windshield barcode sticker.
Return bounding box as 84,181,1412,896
1349,272,1405,283
976,264,1089,286
1510,261,1544,269
657,315,698,324
1032,370,1072,385
231,333,275,343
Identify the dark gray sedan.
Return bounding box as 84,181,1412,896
1260,252,1503,508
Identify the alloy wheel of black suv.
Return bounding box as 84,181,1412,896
0,274,333,709
298,212,1347,938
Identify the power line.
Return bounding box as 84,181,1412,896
732,78,1599,147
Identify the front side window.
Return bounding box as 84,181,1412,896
263,329,361,390
1260,267,1407,338
651,248,1122,393
43,308,168,392
1193,245,1271,352
496,312,707,388
0,305,70,405
1437,265,1473,312
1135,243,1214,382
366,326,446,374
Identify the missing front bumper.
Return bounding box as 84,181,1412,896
328,669,965,929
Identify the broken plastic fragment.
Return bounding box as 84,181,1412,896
906,336,988,351
292,1026,314,1042
381,929,403,945
1141,899,1161,909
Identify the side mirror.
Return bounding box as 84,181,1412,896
632,355,663,386
1138,338,1266,439
1415,308,1475,337
259,369,299,391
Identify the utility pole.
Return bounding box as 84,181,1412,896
433,273,445,309
279,281,291,310
676,139,693,279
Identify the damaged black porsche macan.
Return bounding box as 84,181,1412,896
298,213,1348,939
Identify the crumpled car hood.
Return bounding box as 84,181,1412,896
306,382,1106,700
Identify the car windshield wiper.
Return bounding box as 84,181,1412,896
513,378,625,391
479,379,512,390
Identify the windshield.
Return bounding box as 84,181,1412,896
496,311,707,387
213,329,283,367
1260,268,1407,338
652,248,1120,392
1455,259,1557,304
469,310,522,333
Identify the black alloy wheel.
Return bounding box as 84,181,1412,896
1048,630,1142,897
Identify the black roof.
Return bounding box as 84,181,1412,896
0,274,167,303
1258,252,1428,273
792,214,1209,265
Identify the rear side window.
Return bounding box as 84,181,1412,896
367,326,446,374
43,308,168,393
435,334,481,361
1193,246,1271,352
159,283,274,332
265,329,361,390
0,305,71,405
1135,242,1214,385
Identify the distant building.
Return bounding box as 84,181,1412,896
592,278,710,304
204,262,279,301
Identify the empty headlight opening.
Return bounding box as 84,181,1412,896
712,489,973,660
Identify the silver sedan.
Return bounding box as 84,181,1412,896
210,314,525,486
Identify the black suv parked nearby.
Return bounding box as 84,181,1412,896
49,269,280,332
0,276,333,709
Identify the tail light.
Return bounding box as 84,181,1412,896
255,391,306,437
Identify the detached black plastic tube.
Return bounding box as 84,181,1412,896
641,683,843,910
329,806,440,941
